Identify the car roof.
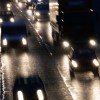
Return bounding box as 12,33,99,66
13,75,44,89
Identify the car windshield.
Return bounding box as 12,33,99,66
2,26,27,35
36,4,49,10
0,11,13,16
73,49,96,59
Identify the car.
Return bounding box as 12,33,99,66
1,21,29,51
13,75,47,100
25,0,38,9
0,1,12,11
33,2,49,21
68,46,100,78
0,11,15,23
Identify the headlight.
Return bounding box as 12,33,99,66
22,37,27,45
48,12,50,15
17,91,24,100
62,41,70,48
0,18,3,23
89,39,96,46
10,17,15,22
93,59,99,66
36,12,40,16
27,0,31,2
6,3,11,8
2,38,7,46
37,89,44,100
72,60,78,68
7,7,11,11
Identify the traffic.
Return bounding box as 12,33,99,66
0,0,100,100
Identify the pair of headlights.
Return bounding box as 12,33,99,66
71,59,99,68
2,38,27,46
17,89,44,100
0,17,15,23
62,39,97,48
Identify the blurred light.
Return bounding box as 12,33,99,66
63,41,70,48
17,91,24,100
27,0,31,2
90,9,94,12
72,60,78,68
6,3,11,8
22,37,27,45
10,18,15,22
36,12,40,16
3,38,7,46
37,89,44,100
89,39,96,46
0,18,3,23
38,0,42,2
7,7,11,11
93,59,99,66
27,9,32,15
18,2,23,7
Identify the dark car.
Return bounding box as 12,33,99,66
0,11,15,23
1,21,28,51
33,2,49,21
25,0,38,9
13,75,47,100
59,10,98,51
0,1,12,11
68,46,100,78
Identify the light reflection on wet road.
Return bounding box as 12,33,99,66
55,53,100,100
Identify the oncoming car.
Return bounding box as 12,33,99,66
0,1,12,11
13,75,47,100
0,11,15,23
33,2,49,21
68,47,100,78
1,21,28,51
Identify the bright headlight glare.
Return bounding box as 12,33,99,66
7,7,11,11
7,3,11,8
3,38,7,46
38,0,42,2
17,91,24,100
22,37,27,45
37,89,44,100
89,39,96,46
0,18,3,23
10,18,15,22
36,12,40,16
93,59,99,66
27,0,31,2
72,60,78,68
63,41,70,48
